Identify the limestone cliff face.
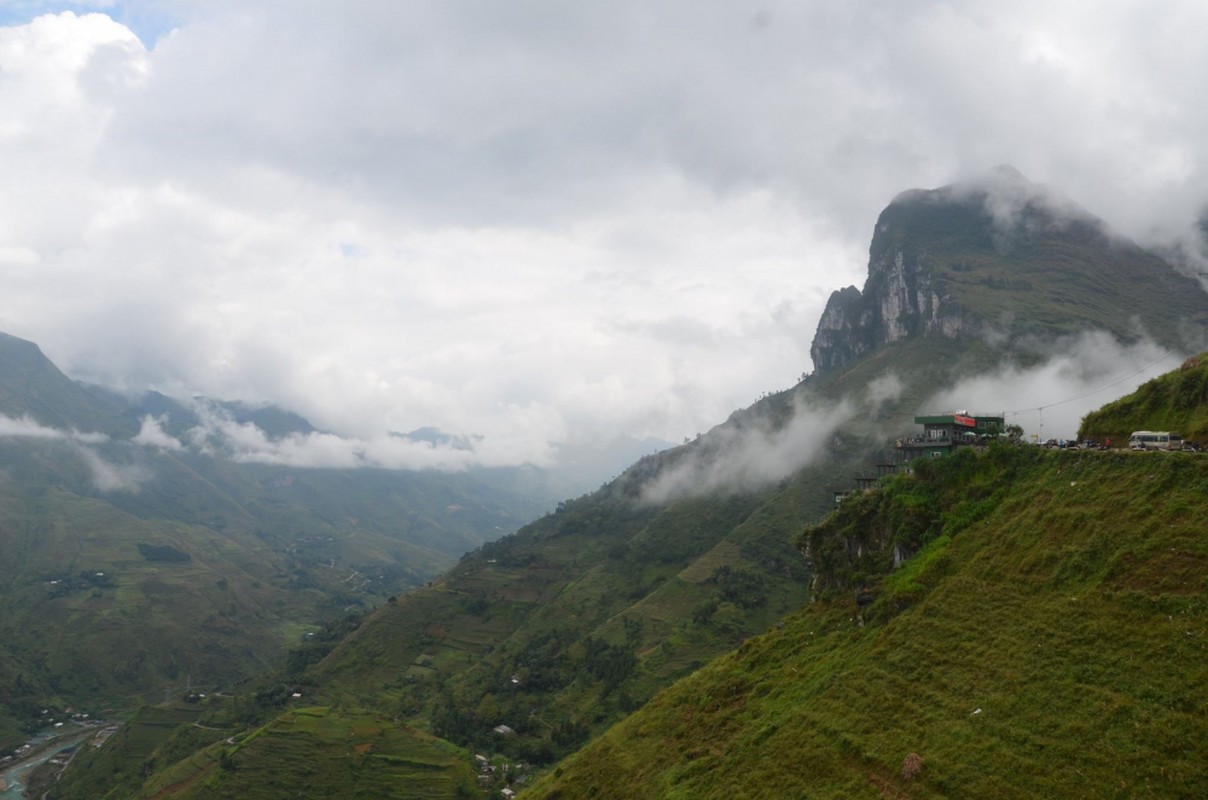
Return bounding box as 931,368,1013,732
808,286,871,374
808,165,1208,378
809,213,967,376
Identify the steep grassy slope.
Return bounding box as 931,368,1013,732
313,477,816,724
110,353,972,798
529,446,1208,798
92,439,873,798
0,333,133,436
1080,352,1208,444
49,703,208,799
94,170,1208,797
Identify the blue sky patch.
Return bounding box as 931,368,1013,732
0,2,178,47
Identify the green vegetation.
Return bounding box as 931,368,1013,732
93,451,854,797
0,334,558,753
1080,352,1208,443
135,707,478,800
531,446,1208,798
802,446,1023,602
52,704,208,800
55,701,480,800
0,332,135,436
47,177,1208,800
137,542,192,562
300,483,822,763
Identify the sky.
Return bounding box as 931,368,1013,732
2,0,1207,470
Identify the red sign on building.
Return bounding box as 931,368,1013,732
953,414,976,427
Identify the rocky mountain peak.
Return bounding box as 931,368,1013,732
808,175,984,376
808,167,1207,378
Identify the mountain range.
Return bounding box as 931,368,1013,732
0,335,617,751
17,167,1208,798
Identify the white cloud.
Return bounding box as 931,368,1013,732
640,364,907,503
0,415,71,439
640,395,854,503
0,413,108,443
0,247,41,266
132,414,183,450
0,413,149,490
2,405,549,480
75,445,148,491
923,332,1186,442
177,403,552,471
0,3,1206,470
865,372,904,412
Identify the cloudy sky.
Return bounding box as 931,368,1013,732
2,1,1206,467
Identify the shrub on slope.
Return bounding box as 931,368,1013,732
1080,352,1208,444
529,448,1208,798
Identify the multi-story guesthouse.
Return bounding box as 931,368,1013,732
895,412,1005,458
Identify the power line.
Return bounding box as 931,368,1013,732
1002,349,1180,417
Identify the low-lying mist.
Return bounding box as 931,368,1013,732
0,403,554,495
0,414,147,491
925,332,1192,440
144,406,551,472
640,374,904,504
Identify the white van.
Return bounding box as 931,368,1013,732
1128,431,1183,451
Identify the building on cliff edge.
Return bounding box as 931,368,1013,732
896,412,1005,459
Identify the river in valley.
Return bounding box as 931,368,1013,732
0,725,100,800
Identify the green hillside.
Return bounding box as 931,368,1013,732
530,445,1208,798
0,431,548,745
1080,353,1208,444
0,332,134,435
55,171,1208,797
137,707,479,800
110,471,827,789
81,427,882,798
47,700,479,800
0,334,561,754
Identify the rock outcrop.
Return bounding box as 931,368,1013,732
809,208,968,376
806,165,1208,378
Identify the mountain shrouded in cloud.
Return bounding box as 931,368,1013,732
9,152,1206,799
6,5,1208,797
0,335,575,756
3,3,1208,465
85,164,1208,798
0,329,666,526
812,166,1208,377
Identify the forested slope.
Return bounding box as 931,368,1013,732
529,445,1208,798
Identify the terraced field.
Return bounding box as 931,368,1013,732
137,707,477,799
